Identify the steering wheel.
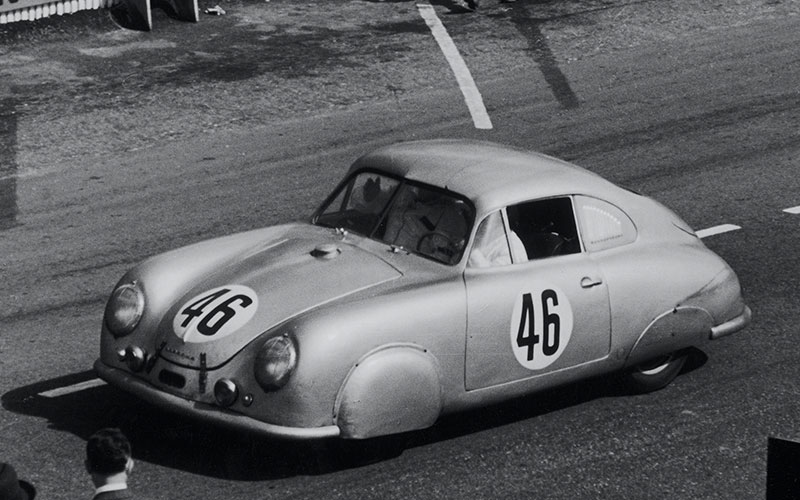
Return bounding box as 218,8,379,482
417,231,458,261
549,233,579,256
548,234,565,256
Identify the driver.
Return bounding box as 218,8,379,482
468,211,526,267
383,188,468,260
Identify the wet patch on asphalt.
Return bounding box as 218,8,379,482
500,5,581,109
0,98,20,230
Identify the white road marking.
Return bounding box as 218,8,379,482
783,206,800,214
417,2,493,130
38,378,106,398
696,224,741,239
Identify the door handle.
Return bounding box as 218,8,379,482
580,276,603,288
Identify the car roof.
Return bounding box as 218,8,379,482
349,139,624,214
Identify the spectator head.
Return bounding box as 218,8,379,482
85,428,133,476
0,462,36,500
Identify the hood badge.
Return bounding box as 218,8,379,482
164,346,196,362
311,243,341,260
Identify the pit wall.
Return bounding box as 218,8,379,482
0,0,120,24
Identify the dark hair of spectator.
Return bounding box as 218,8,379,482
86,428,132,475
0,462,36,500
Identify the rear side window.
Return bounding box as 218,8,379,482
575,195,636,252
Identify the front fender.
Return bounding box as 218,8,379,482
334,344,443,439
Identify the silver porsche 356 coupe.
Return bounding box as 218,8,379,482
95,140,751,440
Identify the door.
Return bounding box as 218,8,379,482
464,199,611,391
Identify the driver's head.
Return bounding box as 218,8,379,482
363,177,381,202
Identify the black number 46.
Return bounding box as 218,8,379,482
516,290,560,361
180,289,253,336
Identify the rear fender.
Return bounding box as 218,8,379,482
625,306,713,367
333,344,443,439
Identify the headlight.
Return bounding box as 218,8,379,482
254,334,297,391
104,282,145,337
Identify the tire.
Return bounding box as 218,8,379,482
624,350,688,393
326,433,410,468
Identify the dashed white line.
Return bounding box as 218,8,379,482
38,378,106,398
417,1,493,130
696,224,741,239
783,206,800,214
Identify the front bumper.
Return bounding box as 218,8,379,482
94,359,340,440
710,305,752,340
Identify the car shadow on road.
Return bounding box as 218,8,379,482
2,349,706,480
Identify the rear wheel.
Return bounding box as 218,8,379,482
625,350,688,393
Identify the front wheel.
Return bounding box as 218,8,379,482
624,350,688,393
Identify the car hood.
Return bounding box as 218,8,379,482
153,225,402,368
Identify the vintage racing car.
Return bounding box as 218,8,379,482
95,139,751,440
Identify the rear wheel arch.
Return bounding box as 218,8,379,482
622,306,713,392
625,306,713,368
333,343,443,440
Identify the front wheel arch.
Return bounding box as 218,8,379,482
333,344,443,440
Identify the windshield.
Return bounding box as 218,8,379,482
313,171,474,265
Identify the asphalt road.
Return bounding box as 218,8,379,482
2,0,800,499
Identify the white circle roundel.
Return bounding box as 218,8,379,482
172,285,259,343
509,285,574,370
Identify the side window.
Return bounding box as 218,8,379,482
468,211,513,267
574,196,636,252
506,197,581,260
